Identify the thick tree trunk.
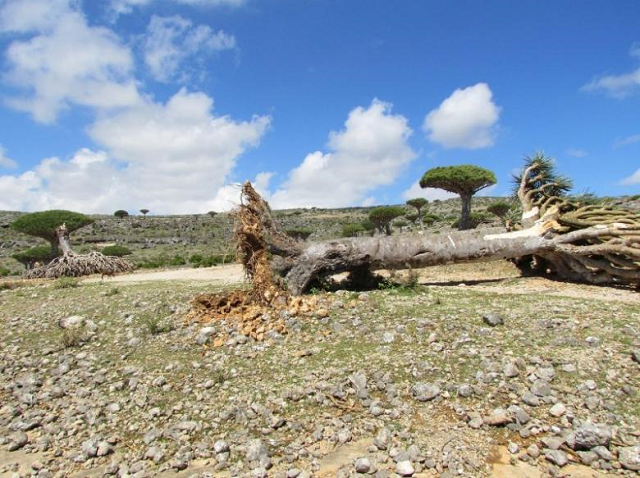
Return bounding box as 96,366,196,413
459,194,472,230
284,227,550,294
55,225,73,255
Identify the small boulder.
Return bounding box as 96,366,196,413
482,313,504,326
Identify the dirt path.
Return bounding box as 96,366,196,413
81,262,638,304
81,264,246,285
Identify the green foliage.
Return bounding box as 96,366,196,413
630,194,640,201
361,219,376,231
286,227,313,241
190,254,233,268
451,212,492,229
0,267,11,277
369,206,406,235
406,198,428,212
511,151,572,200
420,165,496,196
394,219,408,228
341,223,366,237
101,245,132,257
487,201,513,219
114,210,129,219
11,210,93,247
405,212,419,224
140,209,150,216
12,245,57,269
422,213,441,226
141,313,174,335
105,287,120,297
53,277,80,289
207,211,218,218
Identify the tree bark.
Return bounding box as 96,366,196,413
459,194,472,230
55,225,73,255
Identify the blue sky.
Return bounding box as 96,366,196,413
0,0,639,213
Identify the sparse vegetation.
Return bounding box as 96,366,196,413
101,245,132,257
53,276,80,289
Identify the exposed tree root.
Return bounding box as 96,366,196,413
24,251,133,279
23,224,133,279
186,182,317,342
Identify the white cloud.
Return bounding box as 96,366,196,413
566,148,588,158
0,90,270,213
109,0,245,17
583,43,640,98
621,168,640,186
613,133,640,149
143,15,235,83
0,0,140,123
0,146,18,169
402,181,457,202
268,99,416,208
423,83,500,149
583,69,640,98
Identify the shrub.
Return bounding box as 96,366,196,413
286,227,313,241
341,223,366,237
487,201,512,219
451,212,492,229
101,245,132,257
0,267,11,277
12,245,57,269
53,277,80,289
60,329,83,348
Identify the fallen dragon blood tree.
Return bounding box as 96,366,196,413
24,224,132,279
189,155,638,339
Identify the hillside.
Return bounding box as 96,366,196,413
2,195,638,276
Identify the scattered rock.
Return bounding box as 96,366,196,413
482,313,504,326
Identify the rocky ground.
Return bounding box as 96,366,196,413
1,261,639,477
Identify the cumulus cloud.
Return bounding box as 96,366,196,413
423,83,500,149
0,0,140,123
0,146,18,169
268,99,416,209
0,90,270,213
621,168,640,186
143,15,236,83
583,43,640,98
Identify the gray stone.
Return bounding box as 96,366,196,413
521,392,540,407
395,460,415,476
577,451,598,465
410,383,440,402
354,457,372,473
618,446,640,471
458,384,473,398
246,439,269,462
482,313,504,326
7,431,28,451
631,350,640,363
545,450,568,467
58,315,85,329
530,380,552,397
549,402,566,417
572,423,612,450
